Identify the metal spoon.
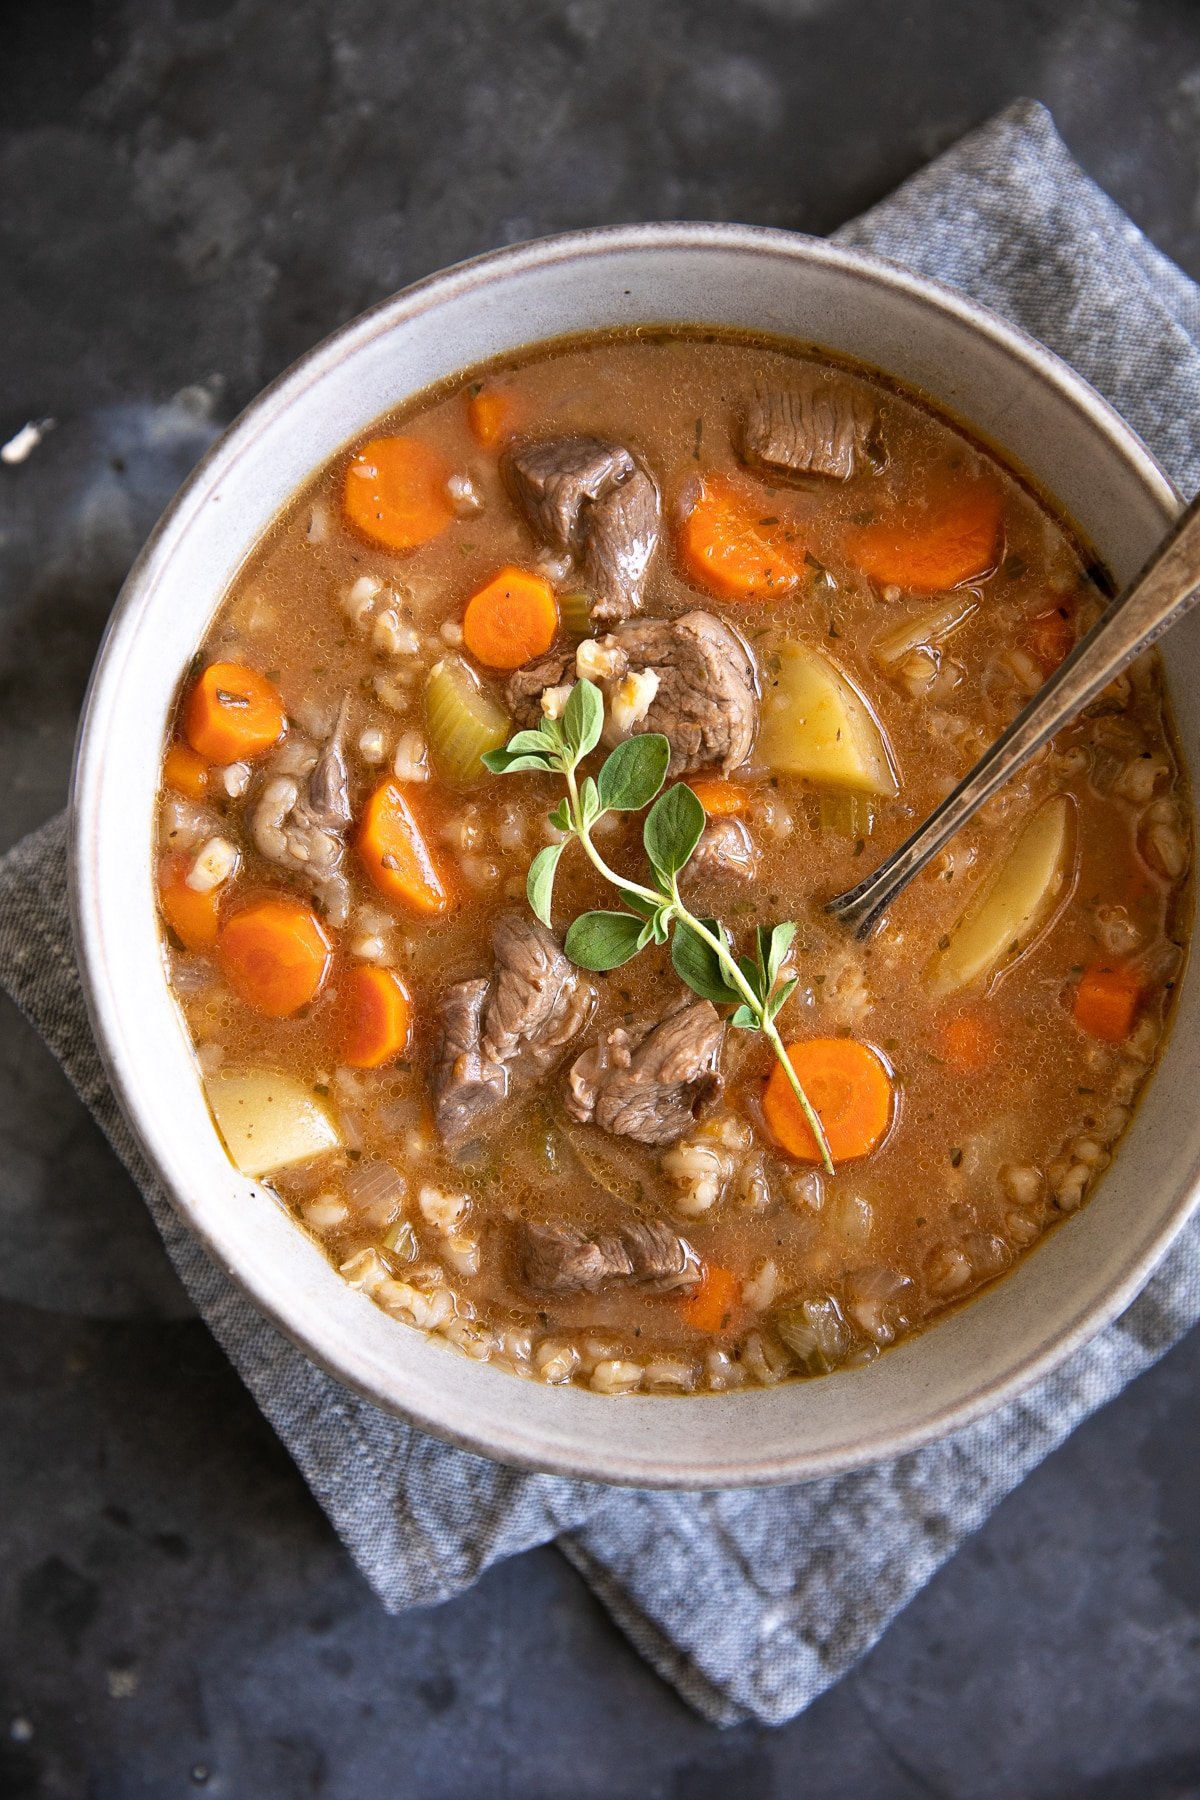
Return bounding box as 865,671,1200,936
826,486,1200,939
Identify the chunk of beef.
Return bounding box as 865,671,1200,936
504,435,661,625
687,816,759,881
738,373,874,483
506,648,574,725
518,1217,702,1296
612,611,758,775
505,612,757,778
484,913,596,1069
566,999,725,1146
248,697,353,923
432,978,509,1146
431,915,594,1144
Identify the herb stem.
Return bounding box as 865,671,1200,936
564,765,663,909
666,890,835,1175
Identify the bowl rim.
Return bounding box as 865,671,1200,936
68,221,1190,1487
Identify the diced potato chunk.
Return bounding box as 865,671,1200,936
758,641,898,796
205,1070,342,1176
926,796,1076,995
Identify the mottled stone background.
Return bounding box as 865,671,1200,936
2,1,1200,1794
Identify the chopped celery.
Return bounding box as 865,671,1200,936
382,1219,419,1265
424,656,511,785
558,590,593,638
872,595,978,669
816,790,876,839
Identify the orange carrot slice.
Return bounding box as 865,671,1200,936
677,475,805,600
1026,604,1076,675
218,897,333,1017
158,853,221,952
462,565,558,669
1073,964,1143,1043
680,1264,741,1334
685,777,756,816
183,662,285,764
357,779,455,916
163,741,210,801
845,477,1002,592
337,966,414,1069
763,1037,893,1163
940,1011,998,1073
342,435,455,551
467,386,519,447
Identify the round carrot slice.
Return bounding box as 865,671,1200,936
343,435,455,551
218,896,333,1017
462,565,558,670
158,853,221,952
680,1264,741,1334
183,662,285,764
677,476,805,601
357,779,455,916
337,966,414,1069
763,1037,893,1163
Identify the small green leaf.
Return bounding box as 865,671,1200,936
526,842,566,927
562,680,604,760
649,906,671,945
597,734,670,812
617,886,657,918
766,976,799,1021
565,910,645,971
765,921,796,987
506,728,558,756
548,798,572,833
644,782,705,881
670,917,741,1004
579,775,601,830
729,1003,759,1030
737,953,764,998
482,748,556,775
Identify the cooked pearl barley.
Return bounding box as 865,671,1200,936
418,1184,468,1234
539,684,573,721
350,933,391,964
642,1358,698,1391
1000,1164,1044,1208
219,762,251,798
446,471,483,516
741,1258,779,1312
608,668,659,738
344,574,382,627
439,619,464,646
373,608,422,657
379,1281,456,1330
590,1359,644,1395
303,1194,349,1231
576,637,624,682
661,1134,734,1216
339,1248,389,1293
534,1341,580,1385
186,836,239,893
392,731,431,782
357,726,388,765
441,1233,480,1277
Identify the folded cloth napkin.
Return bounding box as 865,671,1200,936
3,99,1200,1729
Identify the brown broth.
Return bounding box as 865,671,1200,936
156,329,1192,1395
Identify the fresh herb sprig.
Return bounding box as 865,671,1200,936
482,679,834,1173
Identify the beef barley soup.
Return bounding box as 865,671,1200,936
155,330,1191,1396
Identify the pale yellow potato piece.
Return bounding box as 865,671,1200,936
925,795,1076,996
205,1070,341,1176
758,641,898,796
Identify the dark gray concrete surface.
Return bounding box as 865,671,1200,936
2,2,1199,1794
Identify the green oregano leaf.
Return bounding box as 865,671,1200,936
670,917,741,1004
562,680,604,760
766,976,799,1022
565,910,645,971
526,841,566,927
548,798,572,833
579,775,601,830
729,1003,759,1030
597,734,670,812
482,748,557,775
506,728,559,756
644,782,705,882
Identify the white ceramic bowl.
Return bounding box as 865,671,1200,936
70,225,1200,1486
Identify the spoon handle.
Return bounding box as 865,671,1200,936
826,485,1200,938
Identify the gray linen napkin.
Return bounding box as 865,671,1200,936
3,99,1200,1729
